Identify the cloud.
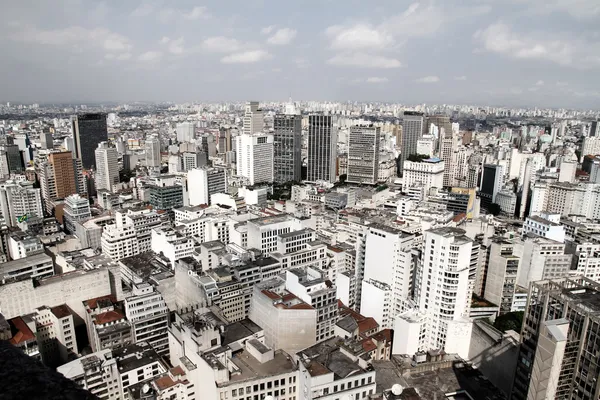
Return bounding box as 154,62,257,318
295,58,311,69
327,53,401,69
160,37,185,55
267,28,297,45
184,6,209,20
138,51,163,62
261,25,276,35
116,53,132,60
135,4,210,23
325,24,394,50
416,75,440,83
474,22,600,69
202,37,243,53
517,0,600,19
556,81,569,87
221,50,270,64
454,76,467,81
366,77,389,83
536,80,545,86
131,3,154,17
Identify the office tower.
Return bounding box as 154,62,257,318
176,122,195,143
0,180,43,227
235,133,274,185
187,167,227,206
217,127,233,153
199,134,217,158
590,120,599,137
181,152,207,172
478,164,504,210
512,277,600,399
63,194,91,234
347,125,381,185
40,131,53,150
3,144,24,173
273,113,302,183
414,227,479,357
581,136,600,162
242,101,264,135
71,113,108,170
402,157,444,193
399,112,424,176
124,283,169,356
144,135,161,168
94,142,119,193
307,114,337,183
428,115,456,187
38,151,86,213
483,238,521,314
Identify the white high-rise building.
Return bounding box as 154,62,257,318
235,133,274,185
0,180,43,227
402,157,444,193
347,125,380,185
124,283,169,356
95,142,119,192
307,114,337,183
144,135,161,168
581,136,600,162
63,194,91,234
187,167,227,206
176,122,195,143
242,101,264,135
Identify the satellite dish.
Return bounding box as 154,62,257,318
391,384,404,395
142,384,151,394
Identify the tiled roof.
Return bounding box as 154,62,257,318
9,317,35,345
93,310,125,325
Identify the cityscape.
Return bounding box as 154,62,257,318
2,1,600,400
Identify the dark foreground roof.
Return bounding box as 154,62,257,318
0,341,95,400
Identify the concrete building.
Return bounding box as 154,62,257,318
1,252,53,283
495,189,517,216
581,136,600,162
176,122,195,143
101,209,161,261
307,114,337,183
124,283,170,356
399,111,425,176
347,125,381,185
243,101,264,135
479,164,504,210
151,227,195,267
236,133,274,185
187,167,227,206
515,236,572,288
402,157,444,194
94,142,119,192
483,238,521,313
32,304,78,367
38,151,86,213
144,135,161,168
522,211,565,243
62,194,91,234
71,113,108,170
273,113,302,183
83,295,132,353
427,115,455,187
249,277,317,356
513,277,600,400
0,180,43,227
7,232,44,260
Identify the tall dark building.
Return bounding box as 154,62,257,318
307,114,336,183
591,120,599,137
273,113,302,183
4,144,24,173
399,111,424,176
72,113,108,170
478,164,503,210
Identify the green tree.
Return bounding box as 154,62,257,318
494,311,524,332
488,203,502,216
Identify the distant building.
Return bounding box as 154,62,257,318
478,164,504,210
273,113,302,183
347,125,380,185
187,167,227,206
144,135,161,168
399,111,425,176
307,114,337,183
236,134,274,185
94,142,119,192
402,157,444,194
72,113,108,170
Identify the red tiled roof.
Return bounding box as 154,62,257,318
51,304,72,319
358,317,379,335
170,366,185,377
9,317,35,345
371,328,392,342
154,375,176,391
84,295,116,310
94,310,125,325
361,338,377,353
307,361,330,377
327,245,344,253
289,303,314,310
453,213,466,222
262,290,280,300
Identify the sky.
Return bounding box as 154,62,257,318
1,0,600,108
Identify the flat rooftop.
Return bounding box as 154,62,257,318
248,214,292,227
120,252,170,279
222,318,263,346
299,337,368,379
226,349,295,384
113,342,161,374
1,253,52,274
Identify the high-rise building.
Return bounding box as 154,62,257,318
427,115,455,187
399,112,425,176
273,113,302,183
581,136,600,162
3,144,24,173
307,114,337,183
38,151,86,213
478,164,504,210
124,283,169,356
347,125,381,185
0,180,43,227
40,131,53,150
181,152,207,172
483,238,521,314
512,277,600,399
144,135,161,168
63,194,91,234
71,113,108,170
187,167,227,206
176,122,195,143
242,101,264,135
235,133,274,185
590,120,599,137
402,157,445,193
94,142,119,193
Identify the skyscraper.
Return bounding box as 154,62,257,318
307,114,336,183
590,120,599,137
243,101,264,135
0,180,43,227
235,134,274,185
347,125,380,185
273,112,302,183
427,115,455,187
399,112,425,176
72,113,108,170
187,167,227,206
39,151,86,213
176,122,195,143
94,142,119,193
144,135,161,168
479,164,504,210
3,144,24,173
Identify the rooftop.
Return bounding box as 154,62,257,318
1,252,52,275
51,305,73,319
225,349,296,384
222,318,263,346
298,337,368,379
114,342,161,374
248,214,292,227
9,316,35,345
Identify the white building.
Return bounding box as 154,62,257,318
32,304,78,367
1,252,53,282
347,125,380,185
581,136,600,162
243,101,264,135
176,122,195,143
522,212,565,243
515,237,572,288
94,142,119,192
101,209,161,261
63,194,91,234
151,227,195,267
495,189,517,216
236,133,274,185
0,180,43,227
402,157,444,193
144,135,161,168
483,238,521,313
187,167,227,206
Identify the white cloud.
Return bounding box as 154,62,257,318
267,28,297,45
327,53,401,69
183,6,209,20
202,37,243,53
416,75,440,83
366,77,389,83
167,37,185,54
159,36,170,45
454,76,467,81
131,2,154,17
325,24,394,50
261,25,276,35
517,0,600,19
221,50,270,64
137,5,210,23
536,80,545,86
138,51,163,62
474,22,600,69
556,81,569,87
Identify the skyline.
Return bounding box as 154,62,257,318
1,0,599,108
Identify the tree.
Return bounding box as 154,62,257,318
407,153,430,162
494,311,524,332
488,203,501,216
